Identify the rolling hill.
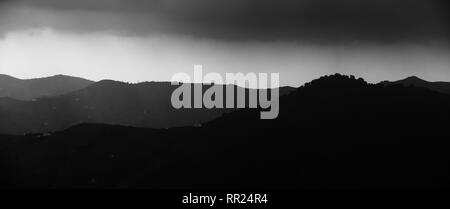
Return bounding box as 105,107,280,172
0,79,294,134
0,74,94,100
0,74,448,189
380,76,450,94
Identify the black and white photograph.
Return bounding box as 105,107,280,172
0,0,449,207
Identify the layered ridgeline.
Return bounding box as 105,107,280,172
0,74,94,100
380,76,450,94
0,74,449,188
0,79,294,134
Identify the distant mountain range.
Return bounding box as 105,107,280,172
0,73,449,135
0,74,94,100
1,74,448,189
0,77,294,134
1,74,448,101
380,76,450,94
1,74,449,135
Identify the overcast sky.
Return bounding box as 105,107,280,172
0,0,449,86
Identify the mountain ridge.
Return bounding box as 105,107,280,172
380,76,450,94
0,74,94,100
1,74,449,189
0,79,295,134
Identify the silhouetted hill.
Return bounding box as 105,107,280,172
0,74,94,100
0,80,295,134
380,76,450,94
0,74,448,189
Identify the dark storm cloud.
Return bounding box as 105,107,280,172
1,0,449,43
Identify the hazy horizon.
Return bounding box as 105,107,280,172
1,0,449,86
